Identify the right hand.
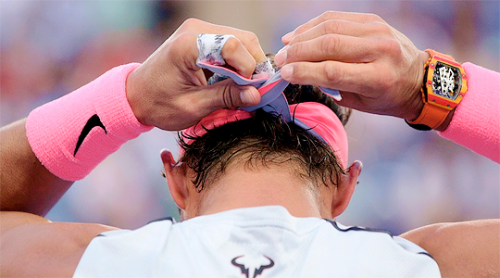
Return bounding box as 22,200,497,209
275,11,430,121
126,18,267,131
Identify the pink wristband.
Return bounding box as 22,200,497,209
26,63,153,181
438,62,500,163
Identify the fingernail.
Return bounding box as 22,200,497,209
160,148,174,165
274,50,287,67
240,88,259,105
282,32,293,42
355,160,363,175
280,65,293,80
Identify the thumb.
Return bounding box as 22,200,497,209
198,79,261,112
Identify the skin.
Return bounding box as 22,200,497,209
0,18,265,277
0,14,498,278
401,220,500,278
274,11,452,131
0,18,264,215
160,150,361,221
273,14,500,276
0,120,73,216
127,18,266,131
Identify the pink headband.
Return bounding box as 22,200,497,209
181,61,348,168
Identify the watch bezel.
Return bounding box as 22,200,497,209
424,55,468,110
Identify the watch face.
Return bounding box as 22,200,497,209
432,61,462,100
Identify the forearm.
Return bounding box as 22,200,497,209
1,64,149,215
401,219,500,278
438,63,500,163
0,119,72,215
0,18,266,217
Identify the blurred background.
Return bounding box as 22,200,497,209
1,1,498,235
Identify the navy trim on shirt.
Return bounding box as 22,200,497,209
324,219,394,237
324,219,435,259
147,216,176,225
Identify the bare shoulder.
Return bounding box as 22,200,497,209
401,219,500,278
0,211,118,278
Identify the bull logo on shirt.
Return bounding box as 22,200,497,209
231,255,274,278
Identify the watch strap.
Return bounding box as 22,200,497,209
407,101,450,129
424,49,454,62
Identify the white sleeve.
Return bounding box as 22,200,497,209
73,219,174,278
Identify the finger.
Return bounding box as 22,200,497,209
280,61,376,94
221,37,256,78
281,34,377,66
283,20,396,66
160,149,176,166
288,20,374,46
181,18,266,63
348,160,363,177
282,11,385,44
170,33,255,80
169,31,202,71
195,79,261,115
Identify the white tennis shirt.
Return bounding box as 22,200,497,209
74,206,440,277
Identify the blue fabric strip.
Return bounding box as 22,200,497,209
196,61,339,143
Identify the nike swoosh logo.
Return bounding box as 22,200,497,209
74,114,107,156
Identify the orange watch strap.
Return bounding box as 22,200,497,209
425,49,454,61
408,102,450,129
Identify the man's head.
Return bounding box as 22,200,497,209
162,56,361,220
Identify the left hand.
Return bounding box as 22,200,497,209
275,11,429,121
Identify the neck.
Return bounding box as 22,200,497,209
195,164,326,218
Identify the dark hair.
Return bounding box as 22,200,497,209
179,55,351,192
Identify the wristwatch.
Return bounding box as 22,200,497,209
407,49,468,130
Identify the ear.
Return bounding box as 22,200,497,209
161,149,188,210
331,160,362,218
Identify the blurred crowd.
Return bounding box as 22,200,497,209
1,1,498,234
